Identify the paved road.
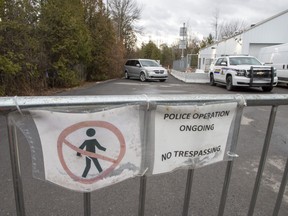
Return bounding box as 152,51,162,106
1,74,288,216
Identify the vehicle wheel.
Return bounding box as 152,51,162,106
226,76,234,91
262,86,273,92
125,71,129,79
140,72,146,82
210,74,216,86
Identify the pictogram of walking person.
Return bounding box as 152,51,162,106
77,128,106,178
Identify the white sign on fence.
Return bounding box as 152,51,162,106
152,102,237,174
29,105,142,192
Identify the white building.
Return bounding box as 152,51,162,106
199,9,288,72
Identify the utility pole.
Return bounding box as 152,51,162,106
179,23,187,71
181,23,186,58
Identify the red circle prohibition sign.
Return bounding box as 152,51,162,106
57,121,126,184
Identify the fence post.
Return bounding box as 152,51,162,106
182,169,195,216
7,116,26,216
138,175,147,216
138,100,152,216
84,192,91,216
272,157,288,216
217,101,244,216
248,105,278,216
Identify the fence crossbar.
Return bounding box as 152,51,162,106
1,94,288,110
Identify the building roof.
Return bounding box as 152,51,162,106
248,9,288,31
201,9,288,51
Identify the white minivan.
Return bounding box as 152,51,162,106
124,59,168,82
258,43,288,84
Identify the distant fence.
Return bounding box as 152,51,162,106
1,94,288,216
173,54,199,72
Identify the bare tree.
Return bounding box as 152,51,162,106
211,9,246,41
218,19,247,40
108,0,142,53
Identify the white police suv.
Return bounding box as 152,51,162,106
209,55,278,92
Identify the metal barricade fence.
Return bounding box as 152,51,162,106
1,94,288,216
173,58,188,72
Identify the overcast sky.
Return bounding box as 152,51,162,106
135,0,288,46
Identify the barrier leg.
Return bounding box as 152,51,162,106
272,158,288,216
182,169,194,216
217,101,244,216
248,106,278,216
138,175,147,216
84,192,91,216
7,118,26,216
217,160,234,216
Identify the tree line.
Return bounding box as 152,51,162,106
1,0,227,96
0,0,138,96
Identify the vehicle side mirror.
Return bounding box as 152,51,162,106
136,64,141,67
220,62,227,66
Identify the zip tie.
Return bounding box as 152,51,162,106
141,168,148,176
235,94,247,107
142,94,150,110
226,151,239,158
13,96,23,116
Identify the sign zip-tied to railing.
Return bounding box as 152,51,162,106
150,101,241,175
9,105,145,192
8,96,246,213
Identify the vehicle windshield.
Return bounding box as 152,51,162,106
229,57,262,65
140,60,160,67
